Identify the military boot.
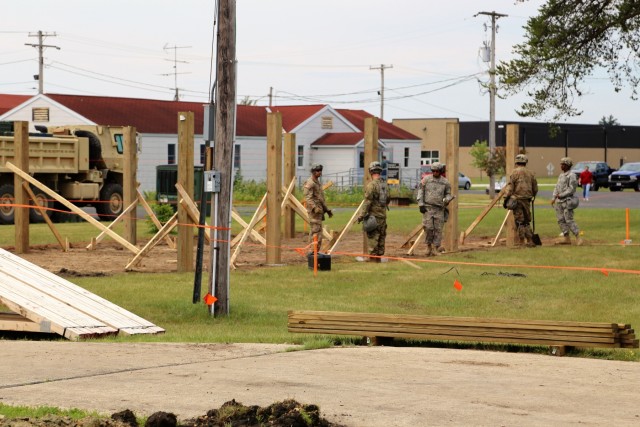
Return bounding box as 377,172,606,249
555,233,571,245
435,246,446,255
426,244,434,257
575,235,584,246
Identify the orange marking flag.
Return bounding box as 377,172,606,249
203,293,218,305
601,269,609,277
453,280,463,291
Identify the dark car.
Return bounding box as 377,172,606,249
608,162,640,192
571,161,615,191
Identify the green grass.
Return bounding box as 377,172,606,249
0,403,103,420
1,193,639,361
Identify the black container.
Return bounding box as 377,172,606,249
307,253,331,271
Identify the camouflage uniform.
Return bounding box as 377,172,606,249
504,166,538,245
303,176,329,250
361,176,389,257
417,174,451,250
553,170,580,237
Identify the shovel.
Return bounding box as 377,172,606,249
531,199,542,246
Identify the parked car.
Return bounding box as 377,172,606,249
608,162,640,191
458,172,472,190
571,161,615,191
485,176,507,195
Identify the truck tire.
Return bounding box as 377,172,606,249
591,182,599,191
96,182,124,221
0,183,15,224
28,188,54,223
610,186,621,192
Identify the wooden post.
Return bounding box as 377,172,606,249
363,117,378,254
123,126,137,245
14,121,29,253
444,122,459,252
284,133,296,238
506,124,518,247
212,0,236,316
177,111,195,272
266,112,282,264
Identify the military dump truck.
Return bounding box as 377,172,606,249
0,122,133,224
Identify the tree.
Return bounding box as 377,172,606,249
599,114,620,127
239,96,257,106
497,0,640,122
469,140,506,178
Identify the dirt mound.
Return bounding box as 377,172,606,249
0,400,344,427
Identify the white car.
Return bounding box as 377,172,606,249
485,176,507,194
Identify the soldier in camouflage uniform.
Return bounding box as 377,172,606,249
417,162,453,256
503,154,538,247
357,161,389,262
303,164,332,251
552,157,583,245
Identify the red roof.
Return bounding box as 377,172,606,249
269,105,326,131
0,94,30,115
336,109,418,139
312,132,363,146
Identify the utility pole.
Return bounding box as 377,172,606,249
370,64,392,119
475,11,507,198
268,86,273,107
163,44,191,101
25,31,59,94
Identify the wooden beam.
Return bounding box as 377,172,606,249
5,162,139,254
283,133,296,238
123,126,137,245
137,189,175,249
459,187,506,245
175,183,211,244
126,212,178,270
177,111,195,272
506,124,519,247
86,199,138,250
230,193,268,267
444,122,459,252
327,200,365,255
22,182,68,252
266,112,282,264
14,121,29,253
492,210,512,247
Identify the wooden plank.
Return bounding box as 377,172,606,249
86,198,138,249
459,187,506,244
407,229,424,256
126,212,178,269
0,312,51,334
492,210,511,247
22,182,68,251
231,208,266,245
5,162,139,254
327,200,365,255
230,193,268,266
137,189,175,249
175,183,211,244
400,224,423,249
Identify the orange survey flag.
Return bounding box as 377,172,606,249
203,293,218,305
453,280,463,291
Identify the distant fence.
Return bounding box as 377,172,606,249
297,168,420,190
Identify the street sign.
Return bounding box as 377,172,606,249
387,162,400,185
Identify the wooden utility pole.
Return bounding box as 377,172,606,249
506,124,518,247
123,126,137,245
266,112,283,264
212,0,236,316
283,133,296,238
178,112,195,272
14,121,29,253
444,122,459,252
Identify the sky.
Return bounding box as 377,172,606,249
2,0,638,126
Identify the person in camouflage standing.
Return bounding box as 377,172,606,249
357,161,389,262
503,154,538,247
551,157,583,245
303,164,332,252
417,162,453,256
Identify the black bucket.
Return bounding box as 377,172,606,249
307,253,331,271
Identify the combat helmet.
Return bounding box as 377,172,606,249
369,161,383,173
560,157,573,167
515,154,528,164
430,162,444,172
310,163,323,172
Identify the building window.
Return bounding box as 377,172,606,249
233,144,241,168
420,150,439,165
32,107,49,122
297,145,304,167
404,147,410,167
114,134,124,154
359,152,364,168
321,116,333,129
200,144,205,165
168,144,176,165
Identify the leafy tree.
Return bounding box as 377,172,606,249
239,96,257,106
469,140,506,178
599,114,620,127
497,0,640,122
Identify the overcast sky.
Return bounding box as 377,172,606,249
2,0,638,125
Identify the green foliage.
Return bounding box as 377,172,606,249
147,203,175,234
599,115,620,127
0,403,102,420
233,177,268,202
469,140,506,177
497,0,640,121
142,190,156,202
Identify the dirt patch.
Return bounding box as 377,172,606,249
0,400,343,427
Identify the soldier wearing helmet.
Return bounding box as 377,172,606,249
303,164,332,251
552,157,583,245
503,153,539,247
417,162,452,256
356,160,390,262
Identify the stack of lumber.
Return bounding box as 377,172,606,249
288,310,638,349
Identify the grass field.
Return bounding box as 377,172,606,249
1,193,639,361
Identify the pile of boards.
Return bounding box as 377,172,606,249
288,310,638,350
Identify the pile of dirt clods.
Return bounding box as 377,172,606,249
0,400,345,427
